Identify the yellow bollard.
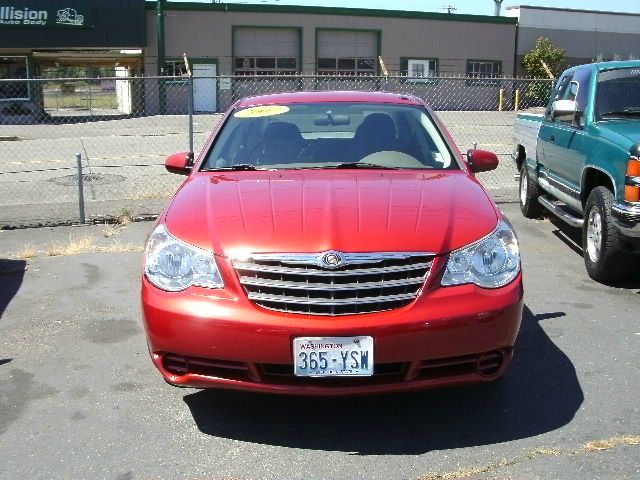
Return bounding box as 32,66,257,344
499,88,504,111
515,89,520,111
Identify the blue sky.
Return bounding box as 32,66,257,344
167,0,640,15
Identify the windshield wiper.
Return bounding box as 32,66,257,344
332,162,401,170
204,164,261,171
600,108,640,118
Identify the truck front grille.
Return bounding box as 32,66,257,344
232,251,434,315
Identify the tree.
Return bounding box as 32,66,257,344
522,37,567,79
521,37,567,106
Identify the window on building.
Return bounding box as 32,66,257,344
234,28,299,75
317,30,378,76
467,60,502,85
163,60,189,83
405,59,437,83
0,56,29,101
164,60,188,77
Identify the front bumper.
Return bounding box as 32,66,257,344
612,201,640,246
141,267,524,396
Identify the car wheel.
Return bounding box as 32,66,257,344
582,186,631,282
519,166,542,218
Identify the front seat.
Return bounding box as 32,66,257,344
349,113,398,160
260,121,305,165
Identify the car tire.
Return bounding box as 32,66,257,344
519,166,543,218
582,186,631,282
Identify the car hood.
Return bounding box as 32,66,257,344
597,121,640,147
164,170,499,257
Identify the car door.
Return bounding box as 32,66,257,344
539,71,573,176
539,68,593,199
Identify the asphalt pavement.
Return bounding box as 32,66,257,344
0,203,638,479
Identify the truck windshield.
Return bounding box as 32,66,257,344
596,68,640,120
201,102,457,171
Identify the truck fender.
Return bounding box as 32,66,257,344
580,166,617,206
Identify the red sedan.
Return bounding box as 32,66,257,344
142,91,523,396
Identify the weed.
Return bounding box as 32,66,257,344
47,236,94,256
117,208,134,226
17,247,37,259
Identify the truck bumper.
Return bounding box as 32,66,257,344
612,202,640,249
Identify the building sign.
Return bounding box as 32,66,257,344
0,4,91,28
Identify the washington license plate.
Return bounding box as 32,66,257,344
293,336,374,377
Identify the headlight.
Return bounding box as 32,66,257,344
441,219,520,289
144,224,224,292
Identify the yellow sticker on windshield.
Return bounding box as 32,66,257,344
234,105,290,118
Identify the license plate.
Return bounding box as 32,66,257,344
293,336,374,377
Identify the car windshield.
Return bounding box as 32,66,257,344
201,102,457,170
596,67,640,120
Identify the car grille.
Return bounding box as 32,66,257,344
232,251,434,315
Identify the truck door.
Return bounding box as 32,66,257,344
539,69,592,196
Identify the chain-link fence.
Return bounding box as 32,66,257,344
0,75,553,228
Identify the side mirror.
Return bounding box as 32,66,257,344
165,152,193,175
551,99,578,122
466,149,499,173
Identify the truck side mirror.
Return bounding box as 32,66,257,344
551,99,578,122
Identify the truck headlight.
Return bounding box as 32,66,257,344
144,224,224,292
441,220,520,289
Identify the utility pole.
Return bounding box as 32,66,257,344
494,0,504,16
442,5,457,14
157,0,166,114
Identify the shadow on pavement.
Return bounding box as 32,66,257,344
184,305,583,455
0,259,26,320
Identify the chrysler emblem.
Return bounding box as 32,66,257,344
321,251,343,269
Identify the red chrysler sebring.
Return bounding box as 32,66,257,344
141,91,524,396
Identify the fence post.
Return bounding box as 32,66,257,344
515,89,520,112
187,70,194,160
498,88,504,111
76,153,86,225
88,81,92,113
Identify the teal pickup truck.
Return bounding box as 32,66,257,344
514,61,640,282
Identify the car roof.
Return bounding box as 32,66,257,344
235,90,425,108
569,60,640,73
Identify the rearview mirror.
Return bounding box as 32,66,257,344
466,149,499,173
551,99,578,122
313,113,350,126
165,152,193,175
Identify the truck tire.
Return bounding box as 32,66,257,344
582,186,631,282
519,167,543,218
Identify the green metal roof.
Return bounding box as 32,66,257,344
144,1,518,25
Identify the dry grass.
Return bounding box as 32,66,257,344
526,447,562,458
117,208,134,226
17,247,37,259
95,241,143,254
422,459,513,480
45,235,142,256
47,235,94,256
576,435,640,453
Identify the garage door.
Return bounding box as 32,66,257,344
234,28,299,75
317,30,378,75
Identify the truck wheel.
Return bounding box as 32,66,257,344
519,167,542,218
582,186,631,282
